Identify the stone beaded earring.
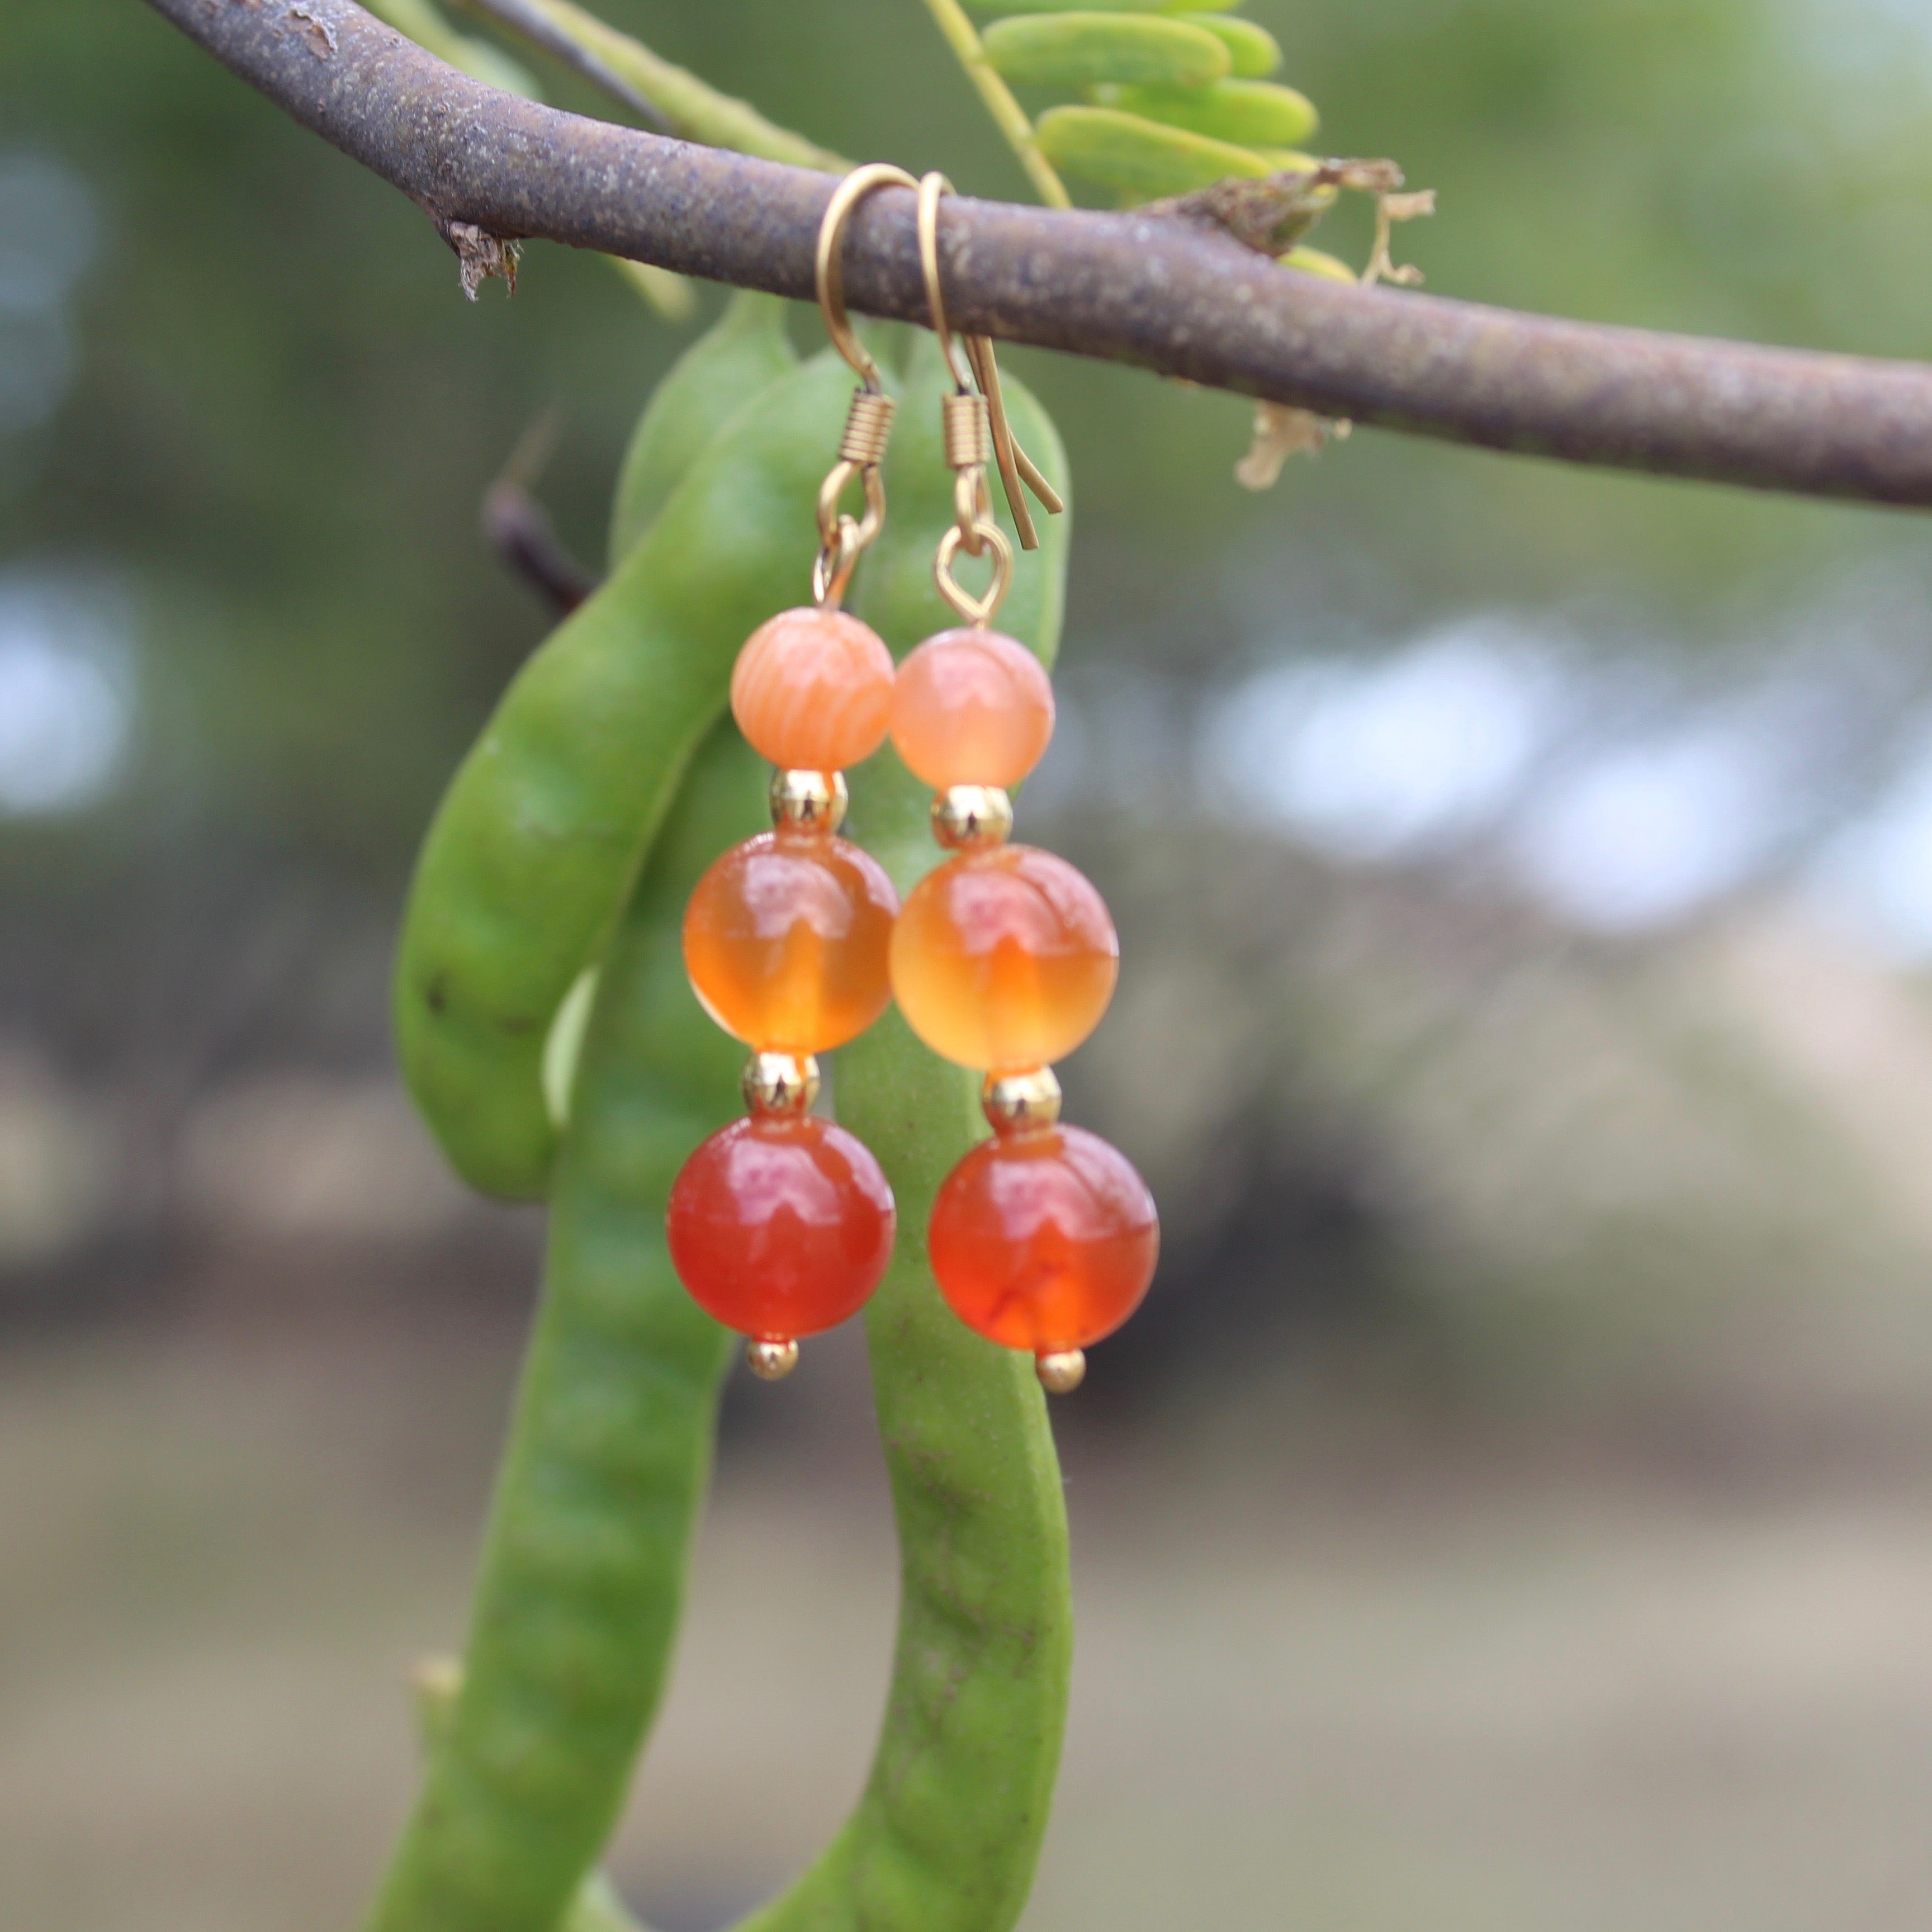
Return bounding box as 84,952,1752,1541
665,166,922,1382
889,176,1159,1395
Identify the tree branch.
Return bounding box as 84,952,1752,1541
144,0,1932,511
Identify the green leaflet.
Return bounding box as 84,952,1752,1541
727,338,1074,1932
1110,77,1319,148
1188,13,1281,78
1037,102,1273,197
984,11,1230,89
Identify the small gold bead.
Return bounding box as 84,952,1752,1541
1036,1348,1086,1394
932,785,1014,852
745,1337,801,1381
742,1051,821,1118
982,1066,1062,1136
770,768,849,836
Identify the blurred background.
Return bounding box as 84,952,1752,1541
6,0,1932,1925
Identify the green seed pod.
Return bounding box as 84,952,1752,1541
394,353,853,1200
1110,77,1318,148
608,290,797,567
1188,13,1281,78
364,716,765,1932
730,338,1076,1932
1281,244,1357,281
1036,103,1271,198
983,12,1230,89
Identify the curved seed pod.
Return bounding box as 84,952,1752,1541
394,352,854,1200
727,338,1075,1932
983,12,1230,89
1188,13,1281,78
363,716,765,1932
608,290,797,568
1036,102,1272,198
1282,243,1357,281
1110,77,1318,148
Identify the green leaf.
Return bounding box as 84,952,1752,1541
984,12,1230,88
1187,13,1281,78
1035,105,1273,198
1110,77,1318,148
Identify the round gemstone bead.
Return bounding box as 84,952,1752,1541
668,1115,896,1339
732,607,896,772
889,845,1117,1071
684,832,899,1054
890,627,1055,790
929,1125,1158,1353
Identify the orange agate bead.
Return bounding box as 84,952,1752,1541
668,1115,896,1339
731,607,896,771
890,627,1055,789
889,845,1117,1071
928,1125,1158,1353
684,832,898,1054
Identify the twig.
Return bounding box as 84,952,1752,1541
139,0,1932,512
481,416,599,614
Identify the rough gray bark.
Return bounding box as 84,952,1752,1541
145,0,1932,510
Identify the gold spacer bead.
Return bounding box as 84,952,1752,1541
742,1051,821,1118
982,1066,1062,1136
932,785,1014,853
1036,1348,1086,1394
770,768,849,836
745,1337,801,1381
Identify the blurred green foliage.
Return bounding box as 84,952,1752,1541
1,0,1929,893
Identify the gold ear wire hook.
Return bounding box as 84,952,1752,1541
915,172,1063,552
811,164,918,609
816,163,919,390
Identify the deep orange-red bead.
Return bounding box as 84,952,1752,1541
684,833,898,1053
668,1115,896,1338
731,607,896,771
890,627,1056,789
889,845,1117,1071
929,1125,1158,1353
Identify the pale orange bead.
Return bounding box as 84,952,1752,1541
685,833,899,1054
731,607,896,772
890,628,1055,790
889,845,1117,1072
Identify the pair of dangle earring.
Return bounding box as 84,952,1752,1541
666,167,1159,1393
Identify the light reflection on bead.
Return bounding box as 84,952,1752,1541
932,784,1014,853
